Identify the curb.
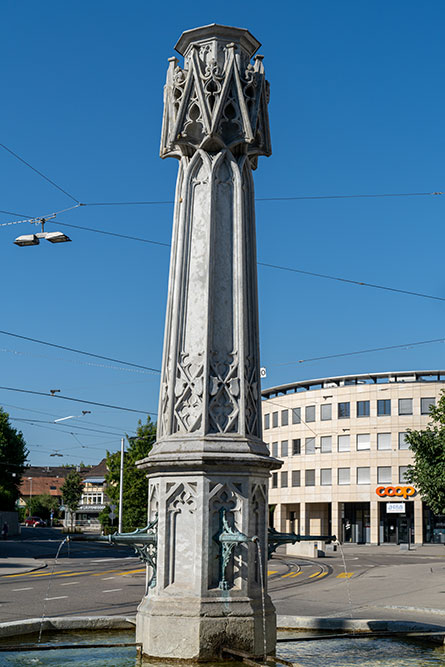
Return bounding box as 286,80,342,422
276,615,445,633
1,561,47,577
0,616,136,639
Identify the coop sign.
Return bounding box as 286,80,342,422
376,485,416,499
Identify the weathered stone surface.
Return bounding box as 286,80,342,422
136,24,280,661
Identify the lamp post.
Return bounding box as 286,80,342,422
27,477,33,514
118,437,124,534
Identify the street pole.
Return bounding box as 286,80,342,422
118,437,124,533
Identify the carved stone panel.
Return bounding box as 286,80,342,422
165,482,197,588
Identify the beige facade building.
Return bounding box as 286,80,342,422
262,370,445,546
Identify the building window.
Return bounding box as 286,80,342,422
338,467,350,485
292,407,301,424
264,414,270,430
281,440,288,457
398,432,410,450
398,398,412,415
377,466,392,483
320,435,332,453
305,469,315,486
281,471,288,488
292,439,301,455
320,468,332,486
305,437,316,455
357,467,370,484
281,409,288,426
357,400,370,417
338,402,350,419
356,433,370,450
272,472,278,488
377,399,391,416
272,411,278,427
399,466,409,483
305,405,316,422
292,470,301,487
321,403,332,421
421,397,436,415
272,442,278,457
377,433,391,450
338,434,350,452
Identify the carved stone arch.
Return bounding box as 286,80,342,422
148,483,159,523
164,482,197,588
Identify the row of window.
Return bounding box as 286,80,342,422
271,465,409,489
264,397,436,429
270,432,410,457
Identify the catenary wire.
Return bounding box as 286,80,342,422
257,261,445,303
0,330,161,373
271,336,445,367
11,417,130,437
51,221,445,303
81,191,444,205
0,143,80,203
0,385,155,415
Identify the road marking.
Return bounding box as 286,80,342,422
117,568,145,576
91,569,123,576
92,557,135,563
12,587,34,591
317,572,328,578
309,572,321,578
289,572,302,578
44,596,68,601
337,572,354,579
102,588,122,593
267,570,278,576
30,571,71,577
58,571,92,577
281,572,297,578
60,582,80,586
101,576,116,580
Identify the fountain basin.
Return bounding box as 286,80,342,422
0,616,443,666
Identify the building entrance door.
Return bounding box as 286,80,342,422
342,503,370,544
380,503,414,544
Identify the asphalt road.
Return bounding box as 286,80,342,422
1,528,445,627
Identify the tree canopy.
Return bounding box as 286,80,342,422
61,470,84,526
101,417,156,532
0,407,29,510
406,391,445,515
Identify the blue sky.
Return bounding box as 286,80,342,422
1,1,444,466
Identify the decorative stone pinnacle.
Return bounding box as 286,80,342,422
160,23,271,166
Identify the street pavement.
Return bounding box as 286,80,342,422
1,528,445,629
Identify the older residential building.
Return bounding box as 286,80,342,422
262,370,445,546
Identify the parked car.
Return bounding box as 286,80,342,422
24,516,46,527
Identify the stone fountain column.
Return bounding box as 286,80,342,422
136,24,280,661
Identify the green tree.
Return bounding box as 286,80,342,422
61,470,84,529
0,408,29,510
27,494,60,521
101,417,156,532
406,391,445,515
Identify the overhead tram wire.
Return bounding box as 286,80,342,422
0,329,161,374
46,222,445,303
0,385,155,416
270,336,445,367
0,143,80,204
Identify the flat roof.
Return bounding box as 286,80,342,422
261,370,445,399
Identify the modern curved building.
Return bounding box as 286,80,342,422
262,370,445,546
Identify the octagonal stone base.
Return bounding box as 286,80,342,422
136,595,276,661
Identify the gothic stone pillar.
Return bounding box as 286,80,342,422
136,24,280,660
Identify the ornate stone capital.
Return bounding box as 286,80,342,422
160,24,271,168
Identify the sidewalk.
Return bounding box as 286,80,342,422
0,557,46,576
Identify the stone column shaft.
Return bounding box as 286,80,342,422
136,24,280,661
